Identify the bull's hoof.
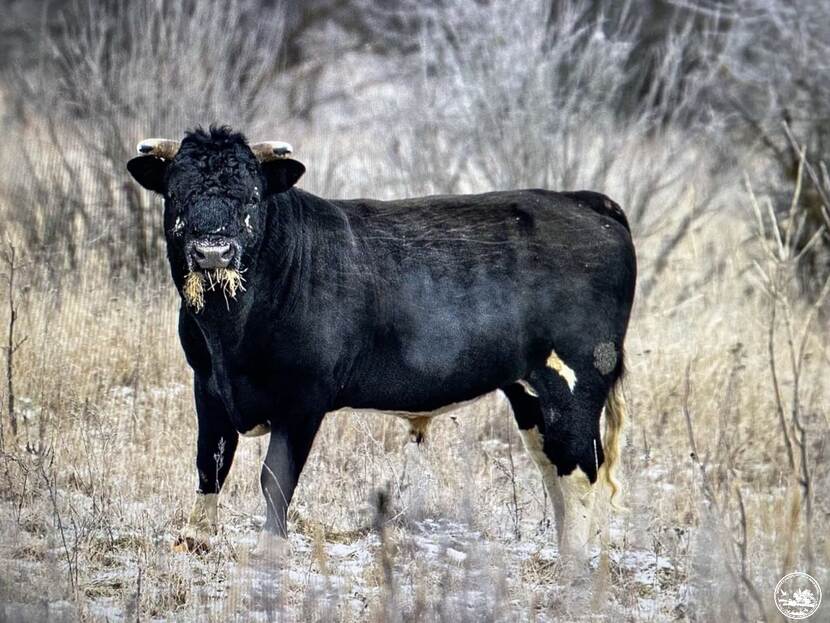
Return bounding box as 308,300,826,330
173,492,218,554
172,534,211,554
250,531,289,561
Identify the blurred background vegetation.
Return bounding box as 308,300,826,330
0,2,828,621
0,0,828,293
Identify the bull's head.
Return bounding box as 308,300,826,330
126,126,305,311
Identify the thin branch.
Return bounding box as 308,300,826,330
768,300,795,471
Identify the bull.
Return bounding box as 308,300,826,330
127,126,636,559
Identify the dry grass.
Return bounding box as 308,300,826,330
182,272,206,313
0,197,827,620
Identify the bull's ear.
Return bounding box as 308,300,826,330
261,158,305,195
127,156,168,194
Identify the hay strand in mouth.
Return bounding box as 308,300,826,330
183,272,205,312
211,267,246,300
182,268,245,312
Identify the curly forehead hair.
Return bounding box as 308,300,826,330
171,125,261,197
181,125,249,150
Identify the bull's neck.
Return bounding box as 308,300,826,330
257,189,311,319
185,273,255,353
180,188,352,352
258,188,354,320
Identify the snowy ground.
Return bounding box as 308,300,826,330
0,387,694,622
1,215,827,621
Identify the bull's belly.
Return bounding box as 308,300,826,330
342,344,527,414
345,394,493,444
349,396,484,419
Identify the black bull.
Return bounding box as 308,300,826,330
127,127,636,557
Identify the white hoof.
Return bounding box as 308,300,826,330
250,531,289,561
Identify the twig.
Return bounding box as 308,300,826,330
783,122,830,221
746,159,824,572
768,300,795,471
683,363,770,622
2,243,27,444
734,485,769,622
505,433,522,541
38,448,77,595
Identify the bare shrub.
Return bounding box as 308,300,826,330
6,0,287,273
386,1,717,216
364,0,726,303
746,153,830,571
714,0,830,293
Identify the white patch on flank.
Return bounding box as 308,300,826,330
546,349,577,392
518,427,595,559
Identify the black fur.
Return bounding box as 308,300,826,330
127,126,637,536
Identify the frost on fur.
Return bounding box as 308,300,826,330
182,269,245,312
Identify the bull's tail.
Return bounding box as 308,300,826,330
599,376,627,510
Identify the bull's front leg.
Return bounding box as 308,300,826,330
174,376,239,553
254,415,322,556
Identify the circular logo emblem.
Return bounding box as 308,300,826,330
775,572,822,619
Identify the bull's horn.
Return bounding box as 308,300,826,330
136,138,181,160
250,141,294,162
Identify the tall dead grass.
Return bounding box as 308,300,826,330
0,162,827,620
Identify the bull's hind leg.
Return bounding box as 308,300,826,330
504,381,593,558
504,345,625,559
502,383,566,530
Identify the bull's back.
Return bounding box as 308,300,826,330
333,189,636,411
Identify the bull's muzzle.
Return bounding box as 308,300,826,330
191,240,235,270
